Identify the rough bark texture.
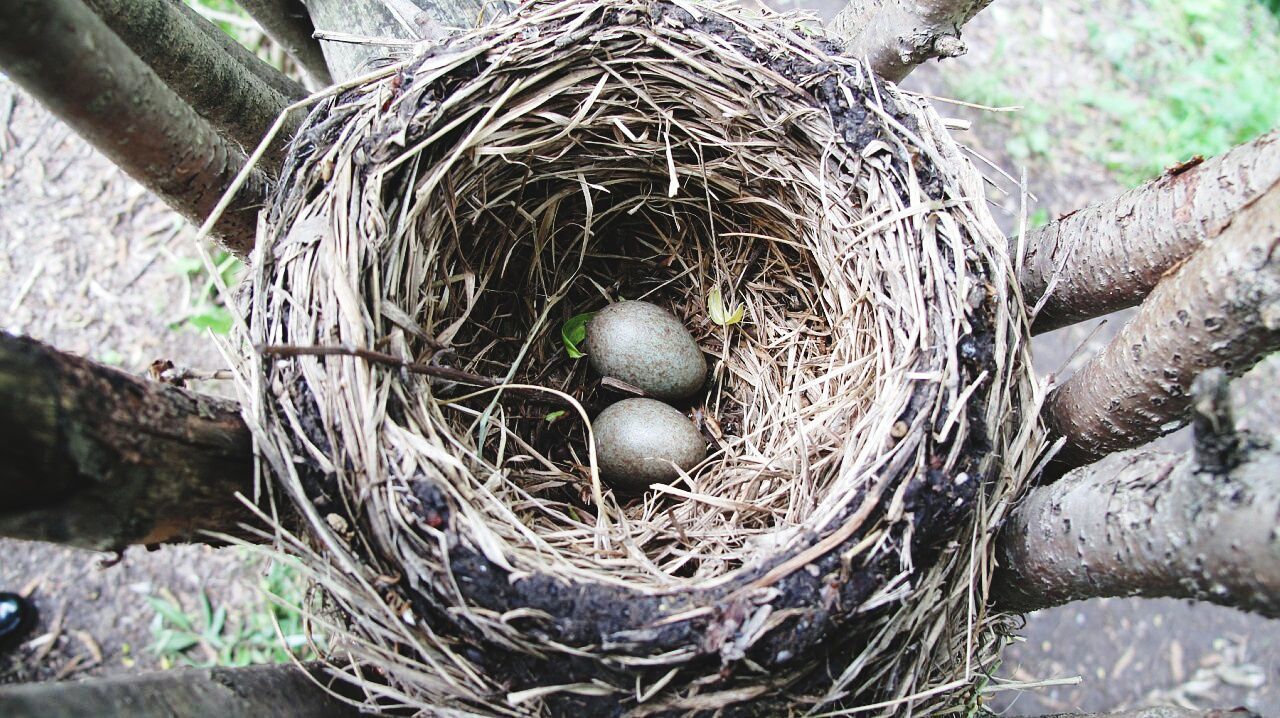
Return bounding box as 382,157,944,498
235,0,334,87
828,0,994,81
85,0,303,173
1044,182,1280,468
992,433,1280,618
0,663,360,718
0,333,257,551
303,0,512,81
179,0,309,101
1022,131,1280,334
0,0,267,256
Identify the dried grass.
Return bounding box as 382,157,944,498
235,1,1047,714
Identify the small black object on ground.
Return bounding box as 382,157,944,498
0,592,37,654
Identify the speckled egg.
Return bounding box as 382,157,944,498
592,398,707,491
585,300,706,400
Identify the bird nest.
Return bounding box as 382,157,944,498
240,1,1045,714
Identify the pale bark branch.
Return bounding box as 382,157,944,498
85,0,304,173
0,663,360,718
303,0,512,81
1022,131,1280,334
0,0,268,255
828,0,994,82
994,392,1280,618
0,333,257,551
1043,181,1280,468
235,0,335,87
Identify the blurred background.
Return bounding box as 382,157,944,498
1,1,1277,713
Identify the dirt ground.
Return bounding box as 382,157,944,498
2,1,1279,715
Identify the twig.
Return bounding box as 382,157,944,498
256,344,589,411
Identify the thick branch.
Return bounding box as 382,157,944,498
1044,182,1280,468
992,441,1280,618
0,663,360,717
0,0,267,256
235,0,334,87
84,0,303,173
828,0,994,82
1023,131,1280,334
180,0,310,101
303,0,512,81
0,333,256,551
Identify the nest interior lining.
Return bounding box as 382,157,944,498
242,1,1044,714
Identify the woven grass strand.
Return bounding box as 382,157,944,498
238,1,1046,715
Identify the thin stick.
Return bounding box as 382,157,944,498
256,344,589,411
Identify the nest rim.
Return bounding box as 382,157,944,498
239,1,1045,715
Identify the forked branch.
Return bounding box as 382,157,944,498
1043,180,1280,468
1022,131,1280,334
85,0,304,173
828,0,995,81
0,0,268,255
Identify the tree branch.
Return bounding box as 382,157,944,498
84,0,304,174
827,0,994,82
302,0,512,81
0,663,361,717
994,378,1280,617
180,0,310,101
0,0,268,256
1022,131,1280,334
1043,181,1280,468
0,333,257,551
235,0,334,87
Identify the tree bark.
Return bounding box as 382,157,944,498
179,0,310,101
84,0,303,174
303,0,512,81
1043,181,1280,469
994,384,1280,619
1022,131,1280,334
0,663,361,718
0,0,268,256
235,0,334,87
827,0,994,82
0,333,257,551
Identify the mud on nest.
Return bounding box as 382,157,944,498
239,0,1046,714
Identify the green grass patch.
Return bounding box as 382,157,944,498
147,556,320,669
1081,0,1280,184
947,0,1280,188
169,249,242,336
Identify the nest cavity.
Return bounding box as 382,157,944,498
242,1,1045,715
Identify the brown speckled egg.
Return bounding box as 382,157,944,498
585,300,706,400
592,398,707,491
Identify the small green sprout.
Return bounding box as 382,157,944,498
560,312,594,358
707,288,745,327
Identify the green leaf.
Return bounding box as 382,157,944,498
544,410,568,423
707,288,745,327
185,305,234,335
158,633,200,654
147,596,193,632
560,312,594,359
